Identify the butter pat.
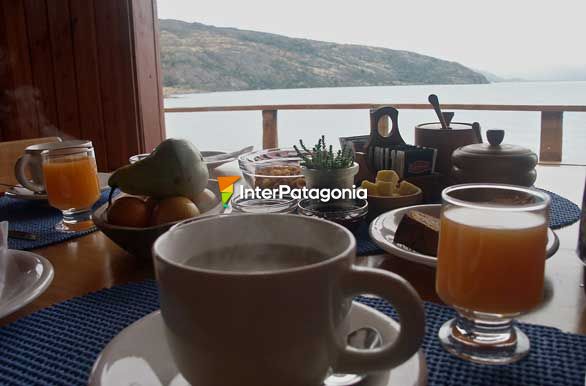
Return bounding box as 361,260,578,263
397,181,420,196
360,180,379,196
376,181,395,196
376,170,399,185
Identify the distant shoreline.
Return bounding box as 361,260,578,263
163,82,494,98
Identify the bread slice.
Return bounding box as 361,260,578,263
393,210,440,256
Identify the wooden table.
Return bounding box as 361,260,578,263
2,165,585,334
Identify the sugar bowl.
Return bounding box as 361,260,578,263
451,129,538,187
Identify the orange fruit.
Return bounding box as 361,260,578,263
151,196,200,225
144,196,158,213
107,196,151,227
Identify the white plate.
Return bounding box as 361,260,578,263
369,204,560,267
5,172,111,201
0,249,54,319
89,302,427,386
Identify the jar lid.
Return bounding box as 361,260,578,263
454,129,535,158
231,196,298,213
451,129,538,177
297,198,368,231
415,122,475,131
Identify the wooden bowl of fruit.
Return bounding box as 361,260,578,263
360,170,423,220
93,138,224,259
93,179,223,260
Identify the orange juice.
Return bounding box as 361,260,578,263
436,207,547,314
43,156,100,210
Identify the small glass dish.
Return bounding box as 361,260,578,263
231,196,298,214
238,148,305,189
297,198,368,231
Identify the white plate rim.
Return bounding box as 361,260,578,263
369,204,559,268
89,301,427,386
0,250,54,319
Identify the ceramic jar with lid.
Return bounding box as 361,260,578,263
414,121,482,176
451,129,538,187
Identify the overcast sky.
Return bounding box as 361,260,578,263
157,0,585,79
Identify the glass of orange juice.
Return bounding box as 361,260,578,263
436,184,550,365
42,144,101,232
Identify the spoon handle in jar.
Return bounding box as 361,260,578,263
428,94,450,130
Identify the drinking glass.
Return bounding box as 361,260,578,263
436,183,550,364
42,144,101,232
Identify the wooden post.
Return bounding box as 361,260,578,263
262,110,278,149
540,111,563,162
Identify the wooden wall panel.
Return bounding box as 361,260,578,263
0,2,5,141
130,0,166,153
0,0,166,171
0,1,38,140
94,0,141,169
69,0,108,171
23,0,59,138
151,0,166,145
46,0,81,139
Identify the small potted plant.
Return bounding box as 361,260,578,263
294,135,359,189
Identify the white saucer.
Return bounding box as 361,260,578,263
0,249,54,319
369,204,560,267
89,302,427,386
4,172,111,201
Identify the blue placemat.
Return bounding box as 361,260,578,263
356,221,383,256
1,187,580,254
541,188,582,229
0,190,113,251
0,280,585,385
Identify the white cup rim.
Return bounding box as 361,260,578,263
153,213,356,276
26,140,92,152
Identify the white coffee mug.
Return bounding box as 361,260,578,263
15,140,92,192
153,213,425,386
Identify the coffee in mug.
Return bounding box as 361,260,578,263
184,244,324,272
153,213,425,386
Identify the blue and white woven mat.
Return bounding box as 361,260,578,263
0,190,112,251
1,188,581,255
0,280,585,386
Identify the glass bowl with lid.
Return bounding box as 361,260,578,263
231,196,298,214
297,198,368,232
238,148,305,190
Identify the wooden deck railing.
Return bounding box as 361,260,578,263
164,103,586,162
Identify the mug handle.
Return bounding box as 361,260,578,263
14,154,44,192
333,267,425,373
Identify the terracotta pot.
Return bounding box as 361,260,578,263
302,163,359,189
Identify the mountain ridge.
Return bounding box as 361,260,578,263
159,19,489,95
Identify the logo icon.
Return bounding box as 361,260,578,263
218,176,240,207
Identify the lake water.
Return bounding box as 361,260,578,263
164,81,586,164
